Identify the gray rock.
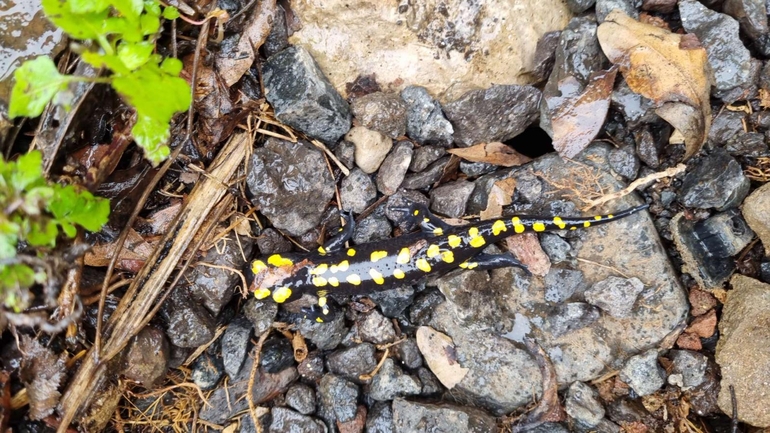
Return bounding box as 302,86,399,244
634,127,662,169
285,383,316,415
584,276,645,318
667,350,708,390
540,233,573,264
221,317,252,380
743,183,770,255
566,0,596,14
565,381,605,428
191,352,223,391
642,0,677,12
513,171,544,203
269,407,325,433
459,161,496,177
409,145,446,172
544,268,586,303
377,141,413,196
608,146,640,180
340,168,377,213
318,375,360,424
619,349,665,397
163,287,216,348
352,213,392,244
260,337,294,373
297,311,347,350
726,132,768,157
247,138,335,236
367,285,416,318
368,358,422,401
263,46,351,143
243,298,278,336
366,402,395,433
680,148,750,210
402,157,450,190
255,228,293,255
392,398,496,433
122,326,169,388
708,110,747,145
326,343,378,383
429,179,475,218
347,126,394,174
722,0,768,40
357,310,398,345
417,367,443,396
263,4,289,57
443,85,541,147
298,351,325,382
401,86,454,146
596,0,640,22
543,303,601,337
351,92,408,138
409,289,448,326
394,338,423,369
532,31,562,83
189,234,255,315
335,139,356,169
611,80,659,128
679,0,760,102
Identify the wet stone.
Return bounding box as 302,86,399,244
336,140,356,169
190,234,255,315
260,337,295,373
709,112,747,147
679,0,760,102
191,352,224,391
611,79,658,128
596,0,639,22
340,168,377,213
751,111,770,129
619,349,666,397
386,191,430,231
513,171,544,203
352,213,392,245
122,326,170,388
401,156,450,190
634,127,662,169
726,131,768,156
285,383,316,415
584,276,645,319
256,228,293,256
351,92,408,139
263,4,289,57
318,375,360,424
459,161,496,177
608,146,639,180
679,148,750,210
566,0,595,14
243,298,278,336
543,303,601,337
366,285,415,318
565,381,605,428
392,398,497,433
221,316,252,380
667,350,708,390
326,343,378,383
443,85,541,147
409,145,446,172
540,233,573,264
417,367,443,396
409,289,446,326
263,46,351,143
429,179,475,218
722,0,768,40
247,138,335,236
357,310,397,345
544,268,586,303
642,0,677,12
401,85,454,146
269,407,326,433
298,351,325,382
743,183,770,255
532,31,562,83
377,141,413,196
163,287,216,348
394,338,423,370
366,401,394,433
347,126,394,174
368,358,422,401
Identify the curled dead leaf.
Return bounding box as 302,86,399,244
598,10,712,159
415,326,468,389
447,142,531,167
480,178,517,220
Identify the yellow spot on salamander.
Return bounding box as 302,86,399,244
330,260,350,273
416,258,432,272
447,235,462,248
316,317,324,323
441,250,454,263
427,244,441,258
469,234,486,248
346,274,362,285
393,269,406,279
423,218,430,223
433,227,443,236
254,288,271,299
272,287,292,303
328,277,340,287
369,268,385,284
312,276,328,287
570,226,577,230
583,221,591,228
413,209,420,216
553,216,566,229
594,215,602,220
608,214,614,219
318,296,327,307
397,248,411,264
318,246,327,255
251,260,267,274
512,217,525,234
371,250,388,262
268,254,293,267
532,222,546,232
310,264,328,275
492,220,507,236
469,227,479,237
460,261,478,269
347,248,356,257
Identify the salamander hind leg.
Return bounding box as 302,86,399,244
318,211,355,255
459,253,532,275
391,200,450,236
301,292,340,323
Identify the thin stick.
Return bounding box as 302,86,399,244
247,329,271,432
581,163,686,210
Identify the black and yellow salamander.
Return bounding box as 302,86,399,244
246,201,649,322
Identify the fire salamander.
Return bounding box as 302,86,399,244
246,201,649,322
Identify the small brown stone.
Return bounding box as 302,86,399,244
676,331,702,351
689,288,717,316
688,309,717,338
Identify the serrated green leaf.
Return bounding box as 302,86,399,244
42,0,109,40
140,12,160,35
69,0,111,14
112,63,191,124
112,0,144,20
132,114,170,165
27,219,59,246
8,57,70,119
162,6,180,20
22,186,56,215
47,185,110,232
118,41,154,70
144,0,161,17
10,151,44,191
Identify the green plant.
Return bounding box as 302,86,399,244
9,0,190,166
0,151,110,311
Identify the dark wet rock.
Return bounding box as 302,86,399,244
351,92,408,139
122,326,169,388
525,423,571,433
752,110,770,129
596,0,640,22
584,276,645,319
686,359,721,416
679,148,750,210
743,183,770,256
168,345,190,369
285,383,316,415
353,213,392,244
357,310,398,344
409,145,446,172
540,233,573,264
708,110,746,145
443,85,540,147
459,161,496,177
189,235,255,315
341,168,377,213
409,289,446,326
565,381,605,428
567,0,596,14
679,0,760,102
726,131,768,156
429,179,475,218
513,171,544,203
247,138,335,236
611,80,658,128
260,337,295,373
716,275,770,427
634,127,662,169
417,367,443,395
163,287,216,348
543,303,601,337
667,350,708,390
722,0,768,40
256,228,293,255
336,140,356,169
263,46,351,143
298,351,325,382
191,352,224,391
401,85,454,146
243,298,278,336
347,126,394,174
619,349,665,396
532,31,562,83
326,343,378,383
368,358,422,401
401,157,450,190
263,4,289,57
642,0,677,12
318,375,360,424
269,407,326,433
544,268,586,303
386,191,430,231
395,338,423,370
671,209,754,290
221,316,252,379
366,285,415,318
608,146,639,180
366,401,395,433
377,141,414,196
392,398,496,432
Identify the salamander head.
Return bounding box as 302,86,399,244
248,254,306,303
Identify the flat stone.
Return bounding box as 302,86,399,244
531,31,562,83
401,86,454,146
269,407,325,433
163,287,216,348
584,276,645,318
565,381,605,428
326,343,378,383
340,168,377,213
189,234,255,315
722,0,768,40
679,148,749,210
392,398,496,433
122,326,169,388
429,179,475,218
566,0,596,14
357,310,398,345
377,141,413,196
351,92,407,138
368,358,422,401
410,145,446,172
366,402,394,433
619,349,666,397
318,375,360,424
221,316,252,380
596,0,639,22
285,383,316,415
347,126,394,174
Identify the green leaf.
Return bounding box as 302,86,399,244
162,6,180,20
118,41,154,70
132,114,170,165
113,62,191,124
0,221,20,260
10,151,44,191
47,185,110,232
112,0,144,20
42,0,109,40
140,11,161,35
69,0,111,14
160,57,183,76
26,219,59,247
8,57,70,119
81,52,132,75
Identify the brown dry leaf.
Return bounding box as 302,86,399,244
447,142,531,167
215,0,276,86
479,178,517,220
19,336,67,420
597,10,712,159
415,326,468,389
85,228,155,272
548,67,618,159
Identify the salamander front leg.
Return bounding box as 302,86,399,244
319,211,355,255
391,200,451,236
301,294,340,323
459,253,531,275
